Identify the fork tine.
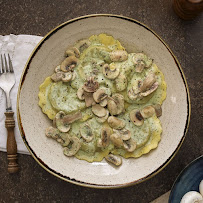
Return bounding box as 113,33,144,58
4,54,9,72
8,54,14,73
1,54,4,73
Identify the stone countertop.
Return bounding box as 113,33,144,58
0,0,202,202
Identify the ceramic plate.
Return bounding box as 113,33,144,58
169,156,203,203
17,14,190,188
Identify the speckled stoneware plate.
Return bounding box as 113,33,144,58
169,156,203,203
17,14,190,188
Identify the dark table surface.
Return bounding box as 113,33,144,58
0,0,202,202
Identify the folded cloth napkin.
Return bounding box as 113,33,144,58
0,34,43,154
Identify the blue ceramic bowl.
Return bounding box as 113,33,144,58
169,155,203,203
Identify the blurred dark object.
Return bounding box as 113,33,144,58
173,0,203,20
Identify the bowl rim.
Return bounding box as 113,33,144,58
16,14,191,189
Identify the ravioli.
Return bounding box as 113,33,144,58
39,34,167,166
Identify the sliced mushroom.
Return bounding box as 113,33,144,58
55,111,71,132
84,91,95,107
108,116,125,130
63,136,81,156
112,94,124,115
107,97,117,115
65,47,80,58
83,77,99,92
128,88,139,100
63,112,82,124
123,138,137,152
110,133,123,147
51,72,64,82
77,87,85,100
55,65,61,73
62,72,72,82
99,127,112,147
102,63,120,80
140,81,159,97
99,98,108,107
45,126,60,139
80,124,94,142
115,73,127,91
96,110,109,123
139,73,156,92
60,56,78,72
110,50,128,62
140,106,155,118
60,133,71,147
153,104,162,117
105,154,122,166
71,71,76,81
93,89,107,103
75,39,91,53
130,109,144,126
114,129,131,141
92,104,107,117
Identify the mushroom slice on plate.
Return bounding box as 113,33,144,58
83,77,99,93
80,124,94,142
105,154,122,166
153,104,162,117
55,111,71,132
75,39,91,53
114,129,131,141
54,65,61,73
93,89,107,103
115,73,127,92
99,127,112,147
99,98,108,107
130,109,144,126
123,138,137,152
107,97,118,115
109,50,128,62
51,72,64,82
45,126,60,139
65,47,80,58
140,82,159,97
112,94,124,115
140,106,155,118
62,72,72,82
139,73,156,92
180,191,203,203
84,91,95,107
92,104,107,118
102,63,120,80
60,56,78,72
63,112,82,124
63,136,81,156
96,110,109,123
110,133,123,147
108,116,125,130
77,87,85,100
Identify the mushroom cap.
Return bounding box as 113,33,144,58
96,110,109,123
140,106,155,118
77,87,85,100
83,77,99,93
110,50,128,62
51,72,64,82
63,136,81,156
62,72,72,82
110,133,123,147
153,104,162,117
107,97,118,115
140,81,159,97
112,94,124,115
93,89,107,103
130,109,144,126
105,154,122,166
102,63,120,80
80,124,94,142
92,104,107,117
55,111,71,132
100,127,112,147
140,73,156,92
60,56,78,72
114,129,131,141
63,112,82,124
123,138,137,152
108,116,125,130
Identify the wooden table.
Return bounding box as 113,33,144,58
0,0,202,202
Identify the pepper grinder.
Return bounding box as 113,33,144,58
173,0,203,20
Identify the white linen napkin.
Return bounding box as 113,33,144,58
0,34,43,154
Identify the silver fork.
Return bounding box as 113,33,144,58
0,54,19,173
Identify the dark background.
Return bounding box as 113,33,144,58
0,0,202,202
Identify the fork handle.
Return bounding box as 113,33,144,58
5,111,19,173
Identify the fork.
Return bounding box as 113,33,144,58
0,54,19,173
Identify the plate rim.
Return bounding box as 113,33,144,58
16,14,191,189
